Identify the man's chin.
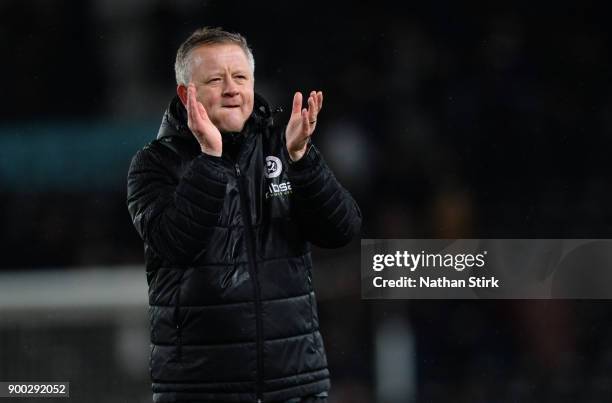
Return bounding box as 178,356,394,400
218,120,247,134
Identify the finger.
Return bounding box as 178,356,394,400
186,84,192,109
188,84,206,127
188,84,198,117
317,91,323,112
292,92,303,116
302,108,311,134
186,84,196,127
309,91,316,113
197,101,209,122
307,95,317,124
309,90,318,116
310,90,319,112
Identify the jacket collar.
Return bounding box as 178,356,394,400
156,93,273,141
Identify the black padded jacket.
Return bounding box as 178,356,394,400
127,94,361,402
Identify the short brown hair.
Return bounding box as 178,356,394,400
174,27,255,85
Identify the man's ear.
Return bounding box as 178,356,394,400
177,84,188,107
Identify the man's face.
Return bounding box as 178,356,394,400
188,43,255,133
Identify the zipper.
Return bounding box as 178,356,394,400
235,163,264,402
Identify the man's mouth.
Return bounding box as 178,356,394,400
223,105,241,108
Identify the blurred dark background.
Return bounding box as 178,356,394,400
1,1,612,402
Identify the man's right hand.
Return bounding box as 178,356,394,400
186,83,222,157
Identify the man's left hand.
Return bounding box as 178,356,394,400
286,90,323,161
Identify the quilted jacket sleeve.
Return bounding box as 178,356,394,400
283,144,362,248
127,145,228,264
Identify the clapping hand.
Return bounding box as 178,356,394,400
285,91,323,161
186,83,223,157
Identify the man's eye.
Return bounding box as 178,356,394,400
207,78,221,83
235,75,246,80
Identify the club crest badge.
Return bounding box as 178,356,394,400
265,156,282,178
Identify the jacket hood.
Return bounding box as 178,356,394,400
156,93,274,141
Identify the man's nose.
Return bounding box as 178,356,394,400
223,78,239,96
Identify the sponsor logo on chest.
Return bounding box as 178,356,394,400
264,155,292,199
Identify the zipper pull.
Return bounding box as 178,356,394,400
235,164,241,177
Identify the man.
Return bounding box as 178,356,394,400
127,27,361,403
